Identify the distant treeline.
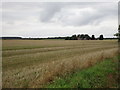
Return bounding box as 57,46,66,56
0,37,22,39
65,34,118,40
65,34,101,40
0,37,66,40
0,34,118,40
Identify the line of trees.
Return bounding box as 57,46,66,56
1,35,104,40
1,37,22,39
65,34,104,40
1,25,119,41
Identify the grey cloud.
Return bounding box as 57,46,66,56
64,10,116,26
38,2,117,26
2,2,42,24
38,2,94,22
2,2,117,38
2,2,117,26
59,10,104,26
40,4,62,22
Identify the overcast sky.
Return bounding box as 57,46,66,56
2,2,118,38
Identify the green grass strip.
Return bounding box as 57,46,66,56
46,56,119,88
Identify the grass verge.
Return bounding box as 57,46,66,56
46,55,119,88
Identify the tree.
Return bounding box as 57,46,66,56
65,37,70,40
77,34,81,38
91,35,95,40
71,35,77,40
85,34,91,40
118,25,120,42
80,34,85,40
99,35,104,40
114,25,120,42
114,33,119,38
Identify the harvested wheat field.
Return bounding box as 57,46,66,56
2,40,118,88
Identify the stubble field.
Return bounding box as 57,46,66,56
2,40,118,88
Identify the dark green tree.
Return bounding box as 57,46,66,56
77,34,81,38
65,37,70,40
99,35,104,40
118,25,120,42
91,35,95,40
80,34,85,40
71,35,77,40
85,34,91,40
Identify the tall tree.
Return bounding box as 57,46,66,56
71,35,77,40
80,34,85,40
118,25,120,42
91,35,95,40
85,34,91,40
99,35,104,40
77,34,81,38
